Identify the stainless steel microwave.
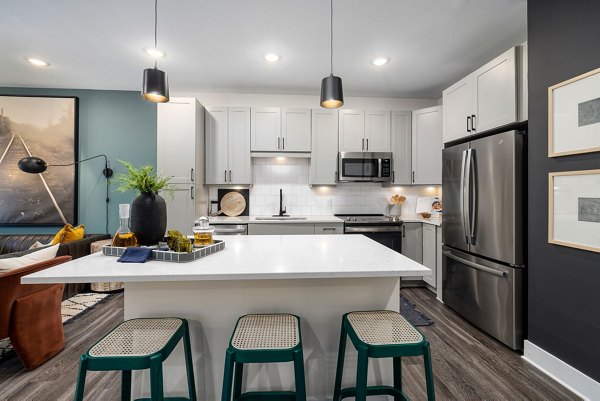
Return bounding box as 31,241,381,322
338,152,393,182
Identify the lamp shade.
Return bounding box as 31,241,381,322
142,67,169,103
320,74,344,109
18,157,47,174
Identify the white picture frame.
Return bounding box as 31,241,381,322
549,170,600,253
548,67,600,157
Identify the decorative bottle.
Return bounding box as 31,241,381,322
112,204,139,247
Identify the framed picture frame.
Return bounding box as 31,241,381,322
548,66,600,157
549,170,600,253
0,94,79,226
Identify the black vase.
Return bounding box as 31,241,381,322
130,192,167,245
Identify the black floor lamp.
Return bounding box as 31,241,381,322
18,155,113,234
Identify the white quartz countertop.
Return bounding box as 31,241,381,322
22,235,430,284
208,215,344,224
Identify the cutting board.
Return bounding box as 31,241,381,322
217,189,250,216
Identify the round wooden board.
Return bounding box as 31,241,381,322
220,192,246,216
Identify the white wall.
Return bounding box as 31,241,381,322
173,91,439,110
208,157,440,217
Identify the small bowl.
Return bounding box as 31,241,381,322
420,212,432,219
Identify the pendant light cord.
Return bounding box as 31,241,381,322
154,0,158,69
330,0,333,75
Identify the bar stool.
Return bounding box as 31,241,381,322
333,310,435,401
74,317,197,401
221,314,306,401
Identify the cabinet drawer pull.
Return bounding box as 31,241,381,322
322,227,336,231
471,114,476,132
229,170,232,182
467,116,471,133
362,138,365,150
278,137,281,150
190,186,194,200
190,168,194,182
282,137,285,149
225,170,227,182
412,171,415,183
366,138,369,150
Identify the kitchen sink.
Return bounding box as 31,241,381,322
255,216,308,221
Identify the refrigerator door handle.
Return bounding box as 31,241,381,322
469,149,477,244
460,149,468,244
443,251,507,277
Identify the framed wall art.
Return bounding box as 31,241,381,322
548,66,600,157
0,95,78,226
549,170,600,253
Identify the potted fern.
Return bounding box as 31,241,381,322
115,160,173,245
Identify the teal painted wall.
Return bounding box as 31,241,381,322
0,88,157,235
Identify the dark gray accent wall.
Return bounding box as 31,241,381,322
528,1,600,381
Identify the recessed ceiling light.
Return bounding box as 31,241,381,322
26,57,49,67
144,47,166,58
371,57,389,66
264,53,281,63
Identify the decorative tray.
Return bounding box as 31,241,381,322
102,240,225,263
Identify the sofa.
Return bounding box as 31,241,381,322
0,256,72,369
0,234,111,298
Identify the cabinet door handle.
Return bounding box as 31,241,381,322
362,138,365,150
366,138,369,150
402,225,406,237
282,137,285,150
471,115,476,132
190,168,194,182
225,170,227,182
278,137,281,150
322,227,336,231
392,171,395,182
229,170,232,182
412,171,415,183
190,186,194,200
467,116,471,133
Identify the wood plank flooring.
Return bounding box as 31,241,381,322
0,289,580,401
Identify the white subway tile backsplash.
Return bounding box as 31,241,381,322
208,158,441,217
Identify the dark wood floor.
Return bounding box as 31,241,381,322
0,289,580,401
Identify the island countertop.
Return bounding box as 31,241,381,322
22,235,430,284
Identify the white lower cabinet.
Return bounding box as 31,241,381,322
401,222,442,291
401,222,423,264
247,222,344,235
422,224,437,287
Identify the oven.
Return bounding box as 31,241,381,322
338,152,393,183
336,214,403,253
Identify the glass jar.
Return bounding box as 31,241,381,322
193,216,214,247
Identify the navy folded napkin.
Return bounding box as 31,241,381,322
117,247,153,263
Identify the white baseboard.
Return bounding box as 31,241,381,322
523,340,600,400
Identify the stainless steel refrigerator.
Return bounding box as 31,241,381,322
442,129,524,350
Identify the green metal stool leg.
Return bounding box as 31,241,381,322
121,370,131,401
423,341,436,401
221,349,235,401
182,321,197,401
293,348,307,401
74,354,88,401
149,355,165,401
332,323,347,401
233,362,243,400
393,357,402,401
355,347,369,401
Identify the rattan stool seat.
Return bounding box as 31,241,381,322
89,318,183,357
346,310,423,346
231,314,299,350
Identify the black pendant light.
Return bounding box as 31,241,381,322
320,0,343,109
142,0,169,103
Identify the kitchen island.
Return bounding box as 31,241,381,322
23,235,430,401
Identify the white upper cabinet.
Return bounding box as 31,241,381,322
390,111,412,185
205,106,251,185
338,109,365,152
157,98,198,183
443,78,475,143
228,107,252,184
310,109,339,185
412,106,442,185
474,47,517,132
205,106,230,185
443,46,519,143
251,107,281,151
365,110,391,152
281,108,311,152
339,109,390,152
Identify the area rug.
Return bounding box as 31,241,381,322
400,294,434,327
0,292,111,359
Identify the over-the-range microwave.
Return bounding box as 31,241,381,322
338,152,393,183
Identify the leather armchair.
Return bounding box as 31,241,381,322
0,256,71,369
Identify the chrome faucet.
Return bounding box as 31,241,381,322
278,188,288,216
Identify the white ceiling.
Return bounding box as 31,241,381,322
0,0,526,98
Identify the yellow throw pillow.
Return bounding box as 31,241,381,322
50,224,85,245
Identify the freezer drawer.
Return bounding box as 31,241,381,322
442,247,523,350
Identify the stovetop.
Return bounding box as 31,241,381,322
334,214,403,225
